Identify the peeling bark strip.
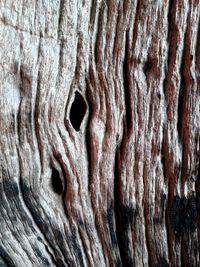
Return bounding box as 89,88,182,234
0,0,200,266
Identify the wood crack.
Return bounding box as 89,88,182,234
123,30,132,133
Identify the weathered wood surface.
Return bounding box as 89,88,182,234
0,0,200,266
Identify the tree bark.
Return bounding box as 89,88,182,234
0,0,200,266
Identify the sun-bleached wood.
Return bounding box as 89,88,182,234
0,0,200,266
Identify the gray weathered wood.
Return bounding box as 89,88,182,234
0,0,200,266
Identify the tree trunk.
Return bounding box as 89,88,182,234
0,0,200,266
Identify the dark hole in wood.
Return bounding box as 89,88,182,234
51,167,63,195
70,91,87,131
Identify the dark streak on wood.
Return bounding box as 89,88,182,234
163,0,178,117
33,247,51,267
195,16,200,81
195,154,200,257
68,227,85,267
19,180,67,266
155,257,169,267
58,0,65,39
94,2,105,66
114,148,135,267
170,195,197,238
106,203,118,249
123,30,132,133
162,128,176,266
181,238,188,267
179,9,192,194
85,74,94,195
34,70,44,174
143,161,154,267
0,246,15,267
89,0,98,33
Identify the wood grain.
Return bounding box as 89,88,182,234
0,0,200,266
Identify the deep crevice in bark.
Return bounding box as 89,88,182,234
34,70,44,174
167,0,174,42
179,11,192,195
162,131,175,266
177,86,183,141
143,166,154,267
58,0,65,38
107,203,118,249
94,2,105,66
195,18,200,72
114,149,124,267
85,79,93,193
163,0,177,101
123,30,132,133
114,148,134,267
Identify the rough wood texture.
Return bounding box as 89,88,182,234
0,0,200,266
